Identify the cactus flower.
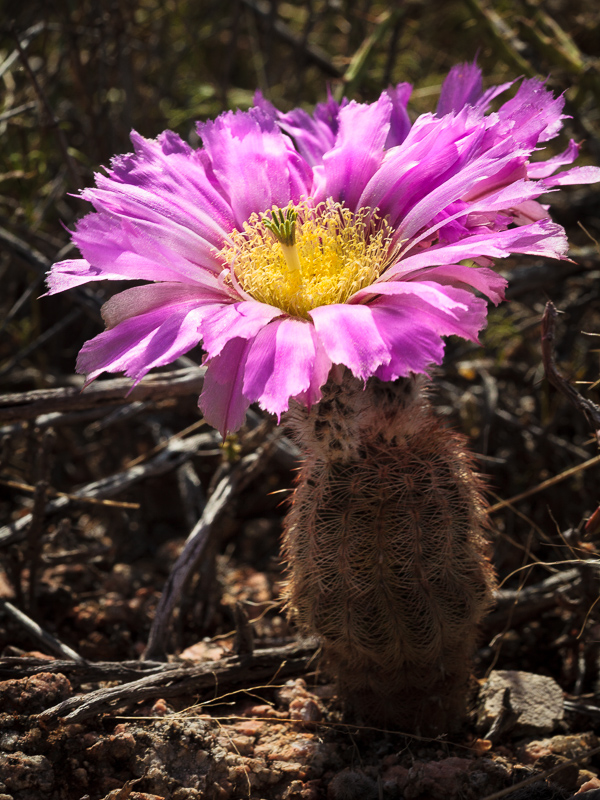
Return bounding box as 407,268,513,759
47,64,600,436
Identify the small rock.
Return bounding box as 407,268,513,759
277,679,309,707
241,703,280,718
570,782,600,798
150,698,173,717
403,758,474,800
327,769,378,800
478,671,564,735
289,697,322,723
0,751,54,792
0,672,72,714
519,733,598,765
577,777,600,792
232,718,265,736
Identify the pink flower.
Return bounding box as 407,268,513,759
47,63,600,435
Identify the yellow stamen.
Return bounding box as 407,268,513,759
221,200,394,319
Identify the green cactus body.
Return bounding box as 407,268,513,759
283,372,495,734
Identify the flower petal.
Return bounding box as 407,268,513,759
400,181,563,258
47,211,227,295
255,89,342,167
318,94,393,209
358,110,487,230
363,281,488,339
541,165,600,187
384,83,412,147
242,318,319,418
436,61,483,116
309,303,389,380
292,329,332,409
395,141,532,242
404,265,507,304
198,109,313,227
199,337,252,437
77,300,210,385
370,304,446,381
527,140,580,178
201,300,284,359
100,282,224,329
385,220,569,281
369,288,488,381
497,78,566,144
103,130,235,257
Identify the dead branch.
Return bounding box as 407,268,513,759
0,657,181,683
144,434,280,661
0,367,206,424
542,301,600,446
486,568,582,631
0,599,85,663
0,430,219,547
36,641,318,724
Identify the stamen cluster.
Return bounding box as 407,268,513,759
224,201,394,319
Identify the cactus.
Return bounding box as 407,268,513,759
283,372,495,734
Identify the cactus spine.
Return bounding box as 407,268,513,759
283,372,495,734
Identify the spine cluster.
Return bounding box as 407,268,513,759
283,373,495,734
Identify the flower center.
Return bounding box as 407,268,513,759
222,200,394,319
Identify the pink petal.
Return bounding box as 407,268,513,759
358,111,487,229
370,304,445,381
497,78,566,144
400,182,562,257
369,289,488,381
386,220,569,281
255,90,342,167
396,142,532,242
47,210,227,296
101,130,235,257
509,200,551,225
527,140,580,178
242,318,320,418
436,61,483,116
372,283,489,345
199,338,252,436
403,265,507,304
351,279,472,313
309,303,390,380
351,281,488,342
541,165,600,187
77,301,210,385
318,94,393,210
384,83,412,147
201,300,284,359
198,109,313,228
292,330,332,409
100,282,225,329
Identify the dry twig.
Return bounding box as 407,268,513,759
0,430,219,547
37,642,318,724
541,300,600,446
144,434,280,661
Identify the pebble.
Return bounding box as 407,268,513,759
327,769,378,800
478,670,564,735
0,752,54,792
519,733,598,764
0,672,72,714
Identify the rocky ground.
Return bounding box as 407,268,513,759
2,2,600,798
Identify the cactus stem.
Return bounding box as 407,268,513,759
283,371,495,735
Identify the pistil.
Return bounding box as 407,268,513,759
263,207,302,291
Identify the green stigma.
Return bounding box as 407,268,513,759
263,207,298,247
